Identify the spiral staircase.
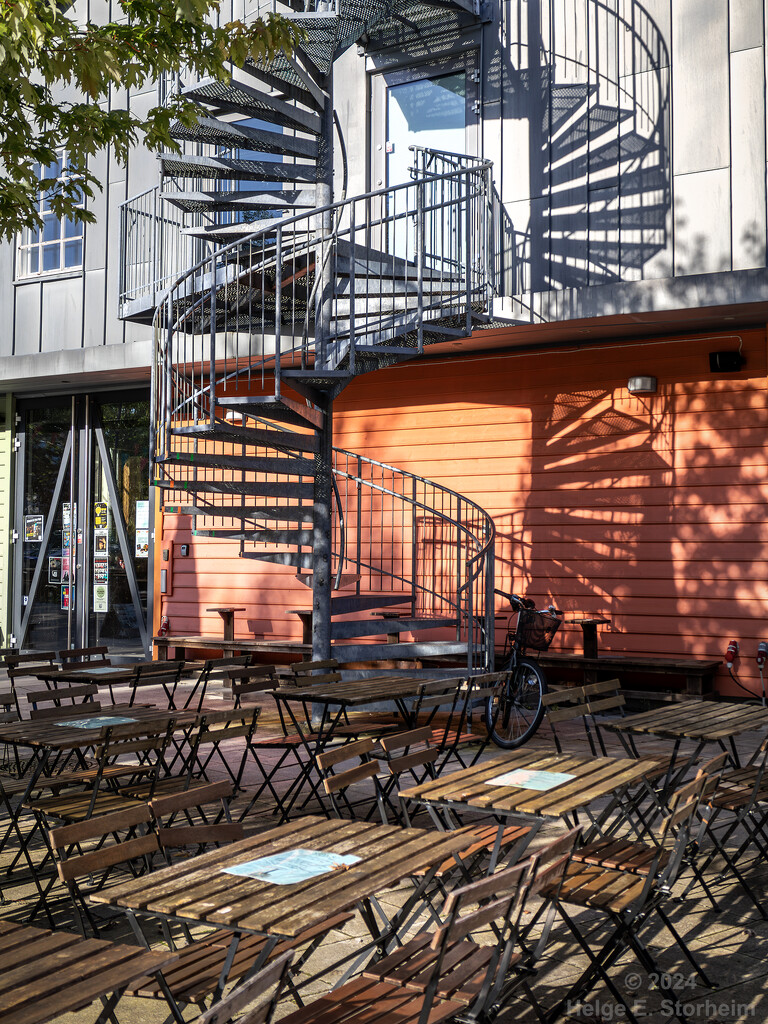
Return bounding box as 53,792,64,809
119,0,670,670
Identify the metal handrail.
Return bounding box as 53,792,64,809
331,447,496,670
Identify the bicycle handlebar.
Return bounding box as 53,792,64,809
494,589,563,617
494,589,535,611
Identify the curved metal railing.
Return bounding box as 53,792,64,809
151,153,494,465
332,448,495,671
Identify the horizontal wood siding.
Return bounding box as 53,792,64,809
160,326,767,696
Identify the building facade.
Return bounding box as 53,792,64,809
2,0,767,695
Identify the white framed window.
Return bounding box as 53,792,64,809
16,149,84,278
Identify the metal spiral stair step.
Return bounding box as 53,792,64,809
164,189,318,214
159,154,318,184
170,423,319,453
181,78,323,134
215,395,323,429
159,452,315,475
170,116,318,159
330,593,410,615
168,504,314,521
241,57,328,111
160,479,315,499
330,617,458,640
331,641,469,662
195,527,315,545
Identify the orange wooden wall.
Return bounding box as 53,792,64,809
159,326,768,696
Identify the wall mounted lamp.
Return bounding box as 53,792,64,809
627,375,657,394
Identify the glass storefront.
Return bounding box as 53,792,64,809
13,392,151,656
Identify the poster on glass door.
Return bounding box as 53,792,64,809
135,500,149,558
93,583,108,613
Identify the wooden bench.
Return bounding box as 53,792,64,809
536,652,720,696
154,635,312,660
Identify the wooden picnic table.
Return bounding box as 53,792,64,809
90,814,470,986
398,749,658,848
0,919,178,1024
605,698,768,772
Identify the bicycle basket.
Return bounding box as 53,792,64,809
516,608,561,651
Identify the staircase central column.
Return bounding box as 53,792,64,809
314,69,334,369
311,395,334,663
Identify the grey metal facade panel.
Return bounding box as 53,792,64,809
13,282,42,356
83,269,107,349
730,0,765,51
730,45,768,269
41,278,84,351
0,249,13,348
671,0,730,175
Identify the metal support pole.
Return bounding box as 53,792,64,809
312,396,334,663
314,74,334,371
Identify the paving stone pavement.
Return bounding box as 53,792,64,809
2,671,768,1024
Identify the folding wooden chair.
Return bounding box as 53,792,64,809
47,802,158,935
127,660,187,707
541,778,717,1024
183,656,251,712
58,645,110,668
234,677,333,823
680,738,768,919
187,706,262,793
26,718,175,826
6,651,59,714
541,680,675,836
150,780,244,863
26,682,100,718
409,673,497,771
192,951,294,1024
315,736,383,820
228,664,279,705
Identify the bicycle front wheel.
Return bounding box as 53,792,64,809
484,656,547,749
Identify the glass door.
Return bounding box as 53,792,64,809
371,54,479,261
13,392,151,656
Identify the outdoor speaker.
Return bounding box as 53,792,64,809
709,351,744,372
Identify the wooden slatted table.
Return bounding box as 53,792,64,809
0,920,179,1024
270,674,436,740
268,675,442,814
398,749,659,848
90,814,471,989
605,698,768,777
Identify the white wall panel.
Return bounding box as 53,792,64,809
731,45,767,269
671,0,730,175
730,0,765,51
673,168,731,275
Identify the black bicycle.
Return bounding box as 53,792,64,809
485,590,563,748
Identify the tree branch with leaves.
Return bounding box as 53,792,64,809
0,0,302,239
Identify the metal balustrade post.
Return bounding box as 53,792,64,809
275,227,282,398
348,203,356,374
458,501,465,644
416,181,424,355
411,477,417,618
